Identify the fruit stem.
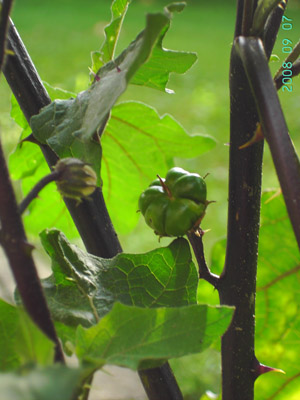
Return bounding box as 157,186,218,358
18,170,62,214
157,174,173,198
187,231,220,288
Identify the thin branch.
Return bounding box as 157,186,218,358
0,0,13,68
18,170,61,214
257,264,300,291
241,0,255,36
236,37,300,249
187,232,219,288
274,39,300,80
0,139,64,363
234,0,246,38
275,59,300,90
263,0,288,59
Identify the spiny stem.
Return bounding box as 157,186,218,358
0,0,14,68
0,139,64,363
19,170,61,214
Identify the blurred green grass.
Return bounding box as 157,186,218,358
1,1,300,399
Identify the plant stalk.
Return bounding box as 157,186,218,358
0,0,13,68
216,2,287,398
0,140,65,363
219,41,263,399
236,37,300,249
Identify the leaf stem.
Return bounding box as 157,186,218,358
187,232,219,288
19,170,61,214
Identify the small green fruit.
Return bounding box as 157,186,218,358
139,167,208,237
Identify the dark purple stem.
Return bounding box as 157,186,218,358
0,140,65,363
18,170,61,215
187,232,219,288
0,0,13,68
236,37,300,249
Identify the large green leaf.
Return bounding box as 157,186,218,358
30,6,179,178
102,101,215,233
40,228,198,328
91,0,132,72
255,191,300,400
0,300,20,371
0,366,83,400
76,302,233,370
0,299,54,371
91,1,197,92
131,20,197,92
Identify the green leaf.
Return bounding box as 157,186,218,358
76,302,233,370
91,1,197,92
255,191,300,399
0,299,54,371
15,310,55,367
131,3,197,92
0,300,20,371
102,101,216,233
40,228,198,328
251,0,282,35
10,95,29,132
30,94,102,183
91,0,132,72
30,7,179,181
43,81,76,100
0,366,83,400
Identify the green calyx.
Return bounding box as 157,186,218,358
139,167,208,237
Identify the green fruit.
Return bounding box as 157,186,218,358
165,198,206,236
138,167,208,237
172,174,206,204
144,196,170,236
165,167,187,188
139,186,164,215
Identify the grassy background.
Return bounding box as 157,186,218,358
0,0,300,398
